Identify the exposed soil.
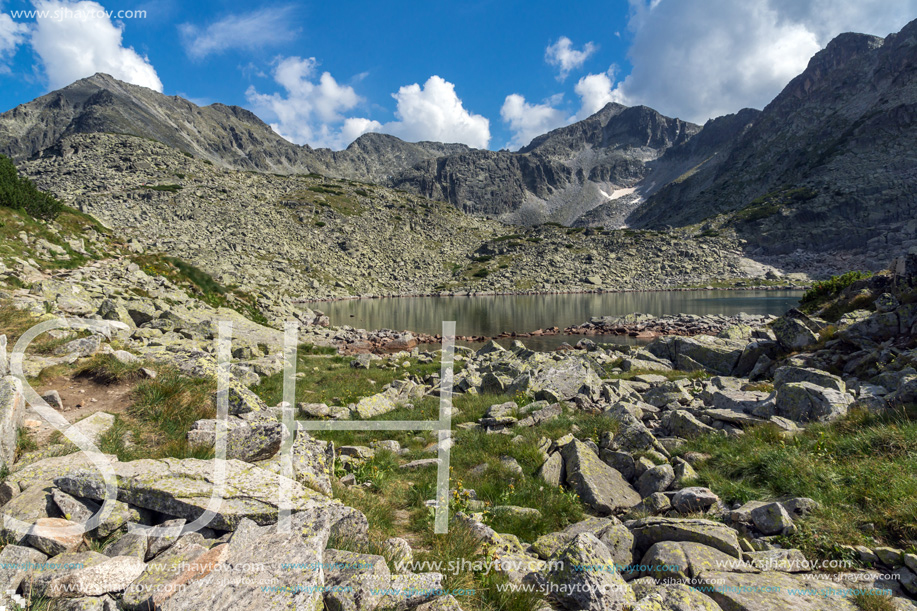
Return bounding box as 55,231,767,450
27,374,135,446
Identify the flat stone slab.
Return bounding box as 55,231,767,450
628,517,743,559
562,439,641,514
54,457,335,531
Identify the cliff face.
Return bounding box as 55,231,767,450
392,103,703,225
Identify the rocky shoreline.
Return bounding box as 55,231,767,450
295,283,807,304
332,313,777,355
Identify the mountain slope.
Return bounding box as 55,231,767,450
630,19,917,259
0,73,466,179
391,103,703,225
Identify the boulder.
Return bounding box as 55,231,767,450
640,541,757,581
543,532,636,611
775,382,852,423
750,502,794,536
745,549,809,572
0,376,24,470
636,464,675,498
532,517,633,564
323,548,391,611
647,335,747,376
377,573,445,611
709,389,772,413
662,410,718,438
671,488,720,514
537,452,565,487
628,517,742,559
642,382,692,408
529,357,603,400
415,596,464,611
630,581,722,611
47,555,146,598
774,366,845,393
771,310,821,351
291,432,335,496
0,544,48,595
122,537,221,610
630,492,672,517
187,417,283,462
28,551,110,598
26,518,85,556
603,403,669,456
159,513,333,611
695,571,866,611
54,457,334,531
561,440,641,514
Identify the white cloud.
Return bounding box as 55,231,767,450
500,93,566,149
500,68,622,150
0,9,28,68
341,117,382,144
246,56,367,149
545,36,597,81
573,70,618,119
180,7,299,60
31,0,162,91
382,76,490,148
248,65,488,150
612,0,917,123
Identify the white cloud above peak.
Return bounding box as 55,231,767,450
30,0,162,91
500,93,565,150
180,7,300,60
611,0,917,123
0,9,27,70
545,36,597,81
249,67,490,150
246,56,366,149
383,76,490,149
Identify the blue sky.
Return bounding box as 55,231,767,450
0,0,915,150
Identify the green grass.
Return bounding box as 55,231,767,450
94,367,216,461
604,367,710,382
253,349,441,409
16,428,38,459
74,353,146,384
135,184,183,193
849,591,897,611
674,406,917,558
130,254,267,324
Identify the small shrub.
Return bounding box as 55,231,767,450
472,269,490,278
136,184,182,193
75,353,145,384
315,221,327,227
0,154,64,219
801,271,873,309
849,591,896,611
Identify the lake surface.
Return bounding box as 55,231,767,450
318,290,803,351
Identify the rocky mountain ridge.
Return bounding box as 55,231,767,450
20,132,791,301
630,20,917,259
1,19,915,262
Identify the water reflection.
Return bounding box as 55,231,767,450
317,291,802,351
